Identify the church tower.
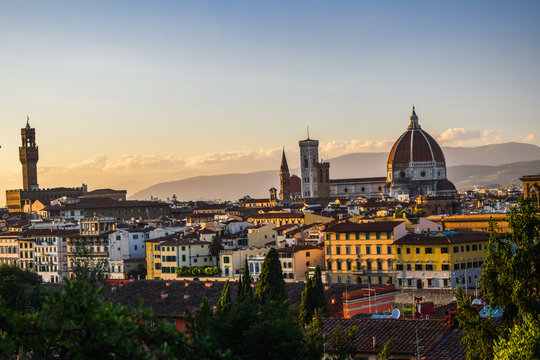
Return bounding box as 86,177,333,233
279,149,291,200
19,117,39,191
299,135,319,199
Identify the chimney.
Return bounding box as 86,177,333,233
372,336,376,349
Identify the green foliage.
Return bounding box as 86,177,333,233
236,258,253,303
0,264,46,312
209,233,224,265
216,280,232,315
413,208,426,217
303,314,324,360
176,266,221,277
125,263,147,280
299,265,328,328
377,339,392,360
455,286,500,360
480,197,540,325
326,324,359,360
493,314,540,360
254,248,287,305
70,237,107,287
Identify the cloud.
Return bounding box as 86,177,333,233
436,128,482,146
319,139,394,157
184,148,282,168
523,133,536,142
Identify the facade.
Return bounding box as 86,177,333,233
247,223,278,247
393,231,489,289
299,137,320,198
219,247,269,278
329,177,386,199
19,118,39,191
277,245,324,281
323,221,407,285
387,107,457,199
428,213,509,233
520,174,540,204
0,232,19,266
279,149,291,201
247,212,304,227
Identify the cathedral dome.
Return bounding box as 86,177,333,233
387,107,445,166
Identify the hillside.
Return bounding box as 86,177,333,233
130,142,540,201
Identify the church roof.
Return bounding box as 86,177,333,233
387,107,445,166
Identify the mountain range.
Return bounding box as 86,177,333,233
130,142,540,201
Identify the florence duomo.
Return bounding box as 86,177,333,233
280,106,457,202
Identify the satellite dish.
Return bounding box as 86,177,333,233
472,298,482,305
391,308,401,319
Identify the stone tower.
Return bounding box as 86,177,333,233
316,161,330,198
19,117,39,191
279,149,291,200
299,135,319,198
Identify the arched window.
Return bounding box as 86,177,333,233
400,171,406,178
303,157,308,168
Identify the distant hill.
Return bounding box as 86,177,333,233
130,142,540,201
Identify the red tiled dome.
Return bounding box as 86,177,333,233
387,108,445,166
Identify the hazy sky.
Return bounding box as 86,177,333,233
1,1,539,200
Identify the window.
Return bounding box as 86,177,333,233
441,247,448,254
326,261,332,271
427,279,432,287
336,262,342,271
426,264,433,271
376,232,381,240
453,246,459,253
306,251,310,257
398,278,403,286
416,248,420,254
335,246,341,255
345,233,350,240
366,261,372,271
326,245,331,255
406,247,411,254
386,232,392,239
356,260,361,270
365,232,370,240
407,263,412,270
407,279,412,287
377,261,383,271
223,256,230,264
249,263,254,273
415,263,423,271
346,246,351,255
134,245,138,251
461,246,465,252
355,233,360,240
472,244,477,251
376,246,381,255
466,245,470,252
387,260,393,270
425,248,432,254
378,276,383,284
347,262,352,271
133,235,139,239
442,264,450,271
479,244,482,251
387,246,392,254
443,279,448,287
396,263,404,270
397,248,401,255
366,246,371,255
355,246,360,255
182,255,186,262
326,234,331,241
337,275,342,283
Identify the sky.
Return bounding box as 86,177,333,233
1,1,539,201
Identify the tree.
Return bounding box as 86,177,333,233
312,265,328,317
0,264,46,312
493,314,540,360
237,258,253,303
298,271,314,327
209,233,224,266
304,314,324,360
254,248,287,305
70,237,107,287
456,197,540,359
216,280,232,314
376,340,392,360
413,208,426,217
326,324,359,360
125,263,147,280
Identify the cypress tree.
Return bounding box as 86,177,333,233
312,265,328,317
254,248,287,305
298,271,314,327
216,280,232,314
237,258,253,302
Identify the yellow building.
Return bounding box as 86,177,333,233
247,212,304,227
393,231,489,289
323,221,407,285
17,237,35,271
277,245,324,282
0,232,20,266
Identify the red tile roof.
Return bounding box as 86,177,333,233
324,221,403,233
393,232,489,245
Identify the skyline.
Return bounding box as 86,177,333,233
1,1,540,199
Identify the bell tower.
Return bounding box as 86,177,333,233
279,149,291,201
19,116,39,191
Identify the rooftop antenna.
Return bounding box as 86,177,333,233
307,125,310,139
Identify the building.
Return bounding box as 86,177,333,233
299,136,321,198
520,174,540,204
387,107,457,199
279,149,291,201
0,232,20,266
247,223,278,247
65,218,116,279
277,244,324,281
19,117,39,191
83,188,127,201
428,213,509,233
393,231,489,289
6,119,90,213
219,247,269,278
247,212,304,227
323,221,407,285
